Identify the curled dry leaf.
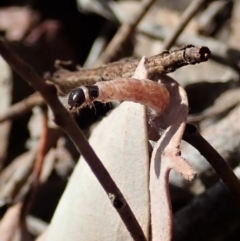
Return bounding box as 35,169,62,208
149,74,197,241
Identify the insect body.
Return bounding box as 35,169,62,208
68,78,170,117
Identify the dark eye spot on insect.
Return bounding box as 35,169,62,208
68,88,85,110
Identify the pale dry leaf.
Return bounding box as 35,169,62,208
46,102,150,241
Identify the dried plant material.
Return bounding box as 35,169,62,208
52,45,210,94
177,104,240,191
47,103,150,241
149,74,196,241
139,22,240,68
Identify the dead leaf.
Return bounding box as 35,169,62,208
149,74,196,241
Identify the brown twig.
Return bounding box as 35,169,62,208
183,124,240,207
162,0,207,50
96,0,157,65
52,45,211,94
0,92,44,123
139,22,240,69
157,103,240,193
0,38,147,241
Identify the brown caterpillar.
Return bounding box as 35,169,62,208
68,78,170,117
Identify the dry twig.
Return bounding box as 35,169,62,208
140,22,240,69
52,45,210,94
